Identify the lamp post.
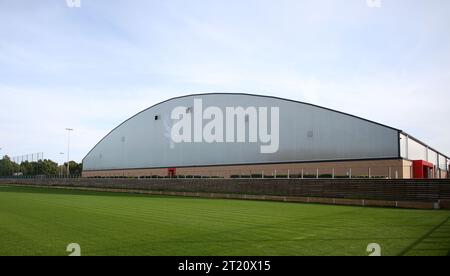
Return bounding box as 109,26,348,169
59,152,64,177
65,128,74,176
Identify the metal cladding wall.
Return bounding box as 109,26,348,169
83,94,400,171
400,133,449,170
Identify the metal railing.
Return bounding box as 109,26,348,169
70,165,450,180
2,166,450,180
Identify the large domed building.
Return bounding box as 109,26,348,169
82,93,449,179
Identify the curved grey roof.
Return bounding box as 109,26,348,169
83,93,402,171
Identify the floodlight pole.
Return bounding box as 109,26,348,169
66,128,74,177
59,152,65,177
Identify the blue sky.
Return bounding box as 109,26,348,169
1,0,450,163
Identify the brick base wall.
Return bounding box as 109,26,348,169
82,159,413,179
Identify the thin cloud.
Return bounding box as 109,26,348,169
1,0,449,161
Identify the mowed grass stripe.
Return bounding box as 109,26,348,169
2,189,345,239
16,195,301,241
0,188,440,244
0,186,449,256
21,192,394,243
0,187,436,256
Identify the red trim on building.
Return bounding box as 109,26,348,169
413,160,434,179
168,168,177,177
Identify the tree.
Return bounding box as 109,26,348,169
20,161,35,176
68,161,83,176
0,156,16,176
0,156,82,177
60,161,83,176
36,159,59,176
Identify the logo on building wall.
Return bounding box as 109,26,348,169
169,99,280,154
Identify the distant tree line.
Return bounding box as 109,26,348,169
0,156,82,177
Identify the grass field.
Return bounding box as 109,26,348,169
0,185,449,256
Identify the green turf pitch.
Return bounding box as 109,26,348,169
0,186,449,256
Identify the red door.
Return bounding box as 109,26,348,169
168,168,176,178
